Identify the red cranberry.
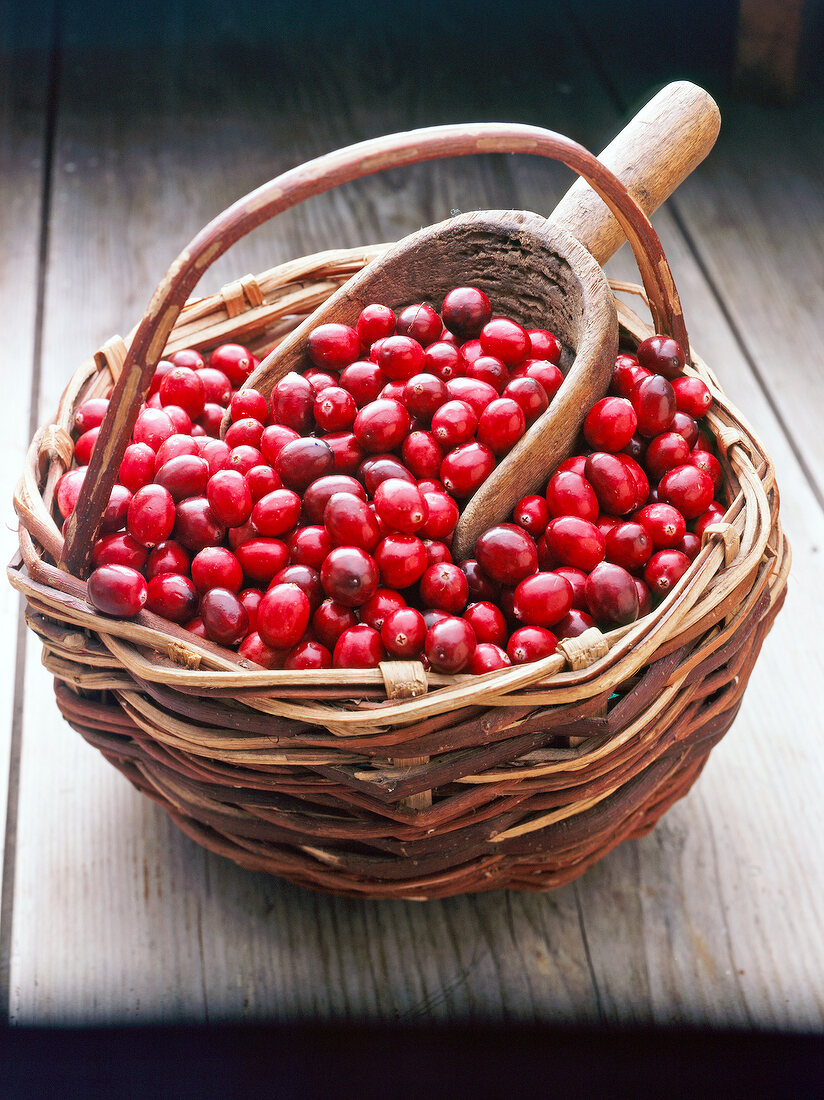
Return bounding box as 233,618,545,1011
339,361,384,407
174,497,225,552
425,615,476,672
92,533,148,571
154,434,199,473
644,549,691,598
440,441,496,497
402,373,447,423
513,494,549,537
333,624,386,669
583,396,637,452
75,427,100,465
633,503,687,550
197,366,232,406
272,372,315,433
353,398,411,452
313,599,358,650
300,474,364,524
380,607,426,658
396,303,442,346
373,479,428,534
257,583,312,649
692,502,727,539
423,540,452,567
146,540,189,579
672,376,711,418
631,374,677,437
689,450,722,492
87,564,148,618
375,334,425,381
523,361,563,400
252,488,302,536
645,432,691,480
507,626,557,664
502,376,549,424
669,411,699,449
441,287,492,340
360,455,416,495
605,522,653,572
359,588,406,632
658,464,714,519
324,493,381,551
545,516,605,572
419,562,468,614
555,608,596,640
200,439,232,476
585,562,640,627
245,465,281,503
276,438,335,490
545,470,598,522
321,546,379,607
146,573,199,623
133,408,175,452
446,377,498,417
238,588,261,632
356,303,396,348
184,617,208,639
313,386,356,432
480,317,529,366
527,329,561,363
284,640,332,670
200,587,249,645
224,417,265,451
513,571,573,627
100,484,133,534
615,453,649,511
374,535,428,590
191,546,243,594
74,397,109,433
460,559,499,603
238,632,285,669
155,454,210,502
475,524,538,585
553,565,587,610
228,445,265,476
289,525,332,570
402,431,444,480
205,469,253,528
308,323,360,369
477,398,526,455
209,344,254,387
423,341,465,382
159,366,205,419
585,452,638,515
678,532,702,561
468,643,510,673
323,431,366,474
127,485,175,547
634,577,653,616
467,355,508,393
119,443,156,493
431,399,478,449
462,601,507,646
637,335,686,380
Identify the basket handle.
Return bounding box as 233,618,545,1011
63,120,687,577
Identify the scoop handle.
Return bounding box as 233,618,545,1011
549,81,720,263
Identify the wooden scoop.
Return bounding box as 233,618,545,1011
245,81,720,560
62,84,719,578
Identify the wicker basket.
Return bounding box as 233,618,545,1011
10,123,789,900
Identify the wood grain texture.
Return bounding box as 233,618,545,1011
6,0,823,1027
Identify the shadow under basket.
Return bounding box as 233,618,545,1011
11,240,789,899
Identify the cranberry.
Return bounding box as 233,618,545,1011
87,564,148,618
333,624,387,669
74,397,109,433
146,573,199,623
423,341,465,382
462,601,507,646
238,632,285,669
224,417,265,451
307,323,359,370
200,587,249,645
320,546,379,607
310,385,354,432
678,532,702,561
359,455,416,494
276,437,335,490
197,367,232,406
644,549,691,598
502,376,549,424
287,525,331,570
445,377,498,418
155,454,210,503
507,626,557,664
440,441,496,497
475,524,538,585
419,562,468,614
513,571,573,628
272,372,315,434
375,334,426,381
610,359,651,400
356,303,396,348
251,489,302,536
99,484,132,534
209,344,254,387
323,431,366,474
585,452,638,515
425,615,476,672
228,445,265,476
431,399,478,448
159,366,205,419
92,532,148,571
615,453,649,511
528,329,562,363
201,439,232,476
480,317,529,366
423,540,452,567
380,607,426,658
692,502,727,539
372,479,428,534
585,562,640,627
631,374,677,437
359,588,406,632
396,303,442,346
670,411,699,449
203,469,253,529
400,373,445,423
645,432,691,480
637,335,686,380
133,408,175,452
353,398,410,453
284,640,332,670
119,443,156,493
634,503,687,550
583,397,637,452
467,355,508,393
605,522,653,572
191,546,243,594
553,565,587,610
245,465,280,503
460,559,499,603
256,583,311,650
298,474,362,525
324,493,381,551
545,516,605,572
513,494,549,537
467,643,510,673
126,485,175,547
154,434,198,473
672,376,711,418
634,577,653,616
313,599,358,649
523,361,563,401
146,540,189,579
259,426,299,469
622,433,648,466
373,535,428,590
545,470,598,522
658,464,714,519
174,497,225,552
184,617,208,640
402,431,444,480
74,427,100,465
339,361,384,407
238,588,262,631
441,287,491,340
477,398,526,455
689,449,723,492
556,455,588,477
555,608,596,640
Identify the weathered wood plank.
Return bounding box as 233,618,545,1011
0,1,53,970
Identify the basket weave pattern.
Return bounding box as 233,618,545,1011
11,239,788,899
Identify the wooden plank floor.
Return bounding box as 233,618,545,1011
3,0,823,1028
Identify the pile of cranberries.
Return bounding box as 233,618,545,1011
59,284,722,675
